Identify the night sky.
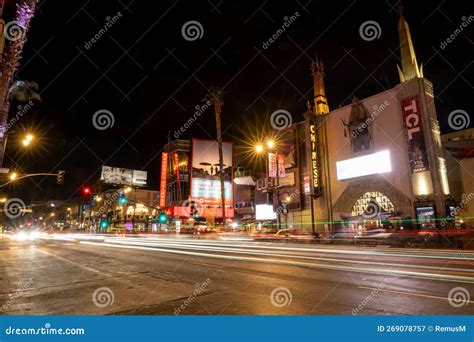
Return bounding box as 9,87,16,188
5,0,473,202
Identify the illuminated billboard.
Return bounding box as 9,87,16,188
336,150,391,181
400,96,430,173
256,204,277,220
100,166,148,186
190,139,233,206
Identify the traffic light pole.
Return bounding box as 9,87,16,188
0,172,64,188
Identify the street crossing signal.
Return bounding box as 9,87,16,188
119,194,127,205
56,170,65,184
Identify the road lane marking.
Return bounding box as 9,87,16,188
79,241,474,284
357,285,474,304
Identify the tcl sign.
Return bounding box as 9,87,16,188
403,99,421,140
400,96,430,173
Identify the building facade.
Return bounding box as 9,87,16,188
260,12,458,234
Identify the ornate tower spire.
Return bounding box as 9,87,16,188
311,56,330,115
397,7,423,82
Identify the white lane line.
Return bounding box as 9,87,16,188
79,241,474,284
357,285,474,304
99,240,474,274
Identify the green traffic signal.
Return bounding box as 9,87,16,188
100,220,109,229
158,213,167,223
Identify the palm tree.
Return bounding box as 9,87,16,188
8,79,41,102
0,0,39,166
205,88,226,228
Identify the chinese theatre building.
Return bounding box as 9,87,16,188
281,12,454,233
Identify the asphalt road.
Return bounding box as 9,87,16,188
1,233,473,315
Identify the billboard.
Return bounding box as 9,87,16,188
336,150,392,181
190,139,233,206
400,96,430,173
100,166,148,186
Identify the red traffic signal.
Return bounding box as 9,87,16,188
82,186,91,195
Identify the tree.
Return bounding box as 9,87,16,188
8,79,41,102
0,0,39,166
205,88,226,228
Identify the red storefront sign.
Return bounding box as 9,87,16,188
159,152,168,207
400,96,430,173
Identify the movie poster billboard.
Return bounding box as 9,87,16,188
400,96,430,173
100,166,148,186
190,139,233,206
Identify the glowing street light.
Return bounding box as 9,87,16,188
21,133,34,147
266,140,275,149
255,144,264,153
9,172,17,181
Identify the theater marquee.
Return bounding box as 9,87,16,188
308,119,321,197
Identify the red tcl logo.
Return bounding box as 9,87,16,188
401,96,422,140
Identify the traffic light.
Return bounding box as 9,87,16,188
82,186,91,195
119,194,127,205
158,213,168,224
56,170,65,184
100,220,109,229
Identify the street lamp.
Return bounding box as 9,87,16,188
255,140,282,230
21,133,34,147
9,172,17,181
